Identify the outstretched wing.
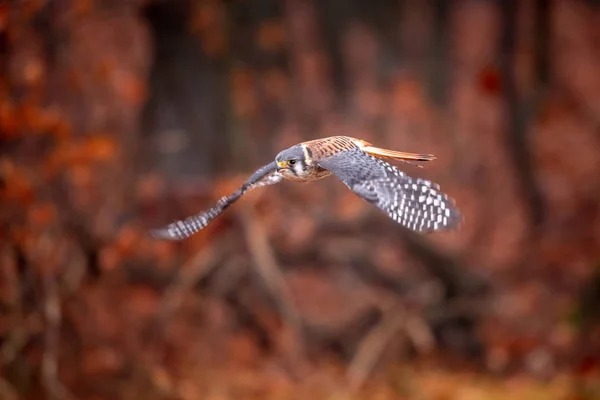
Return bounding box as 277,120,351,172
317,149,461,233
150,162,282,240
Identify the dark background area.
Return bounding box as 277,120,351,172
1,0,600,399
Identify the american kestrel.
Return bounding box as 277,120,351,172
150,136,461,240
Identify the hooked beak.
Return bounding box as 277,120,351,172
276,161,287,171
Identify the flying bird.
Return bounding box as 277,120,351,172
150,136,461,240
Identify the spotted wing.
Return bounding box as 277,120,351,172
317,149,461,233
150,162,282,240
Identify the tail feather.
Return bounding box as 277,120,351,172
354,140,436,162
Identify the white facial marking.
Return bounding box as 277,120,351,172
301,145,312,166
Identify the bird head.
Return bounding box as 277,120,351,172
275,145,312,179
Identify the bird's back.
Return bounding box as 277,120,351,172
301,136,360,161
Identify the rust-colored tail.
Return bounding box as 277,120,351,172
355,140,436,162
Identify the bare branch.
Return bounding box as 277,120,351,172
345,305,433,393
158,235,230,321
38,236,77,400
0,377,18,400
239,198,309,372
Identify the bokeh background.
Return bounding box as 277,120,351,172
2,0,600,399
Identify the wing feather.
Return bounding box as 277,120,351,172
317,149,461,233
150,162,282,240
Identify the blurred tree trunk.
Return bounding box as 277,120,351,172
499,0,547,233
141,0,231,183
224,0,288,168
534,0,551,93
429,0,451,107
315,0,352,106
284,0,334,134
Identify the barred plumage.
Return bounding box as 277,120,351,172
318,149,459,233
150,136,461,240
150,162,282,240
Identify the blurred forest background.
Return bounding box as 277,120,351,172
1,0,600,399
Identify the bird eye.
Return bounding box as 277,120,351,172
288,160,296,165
